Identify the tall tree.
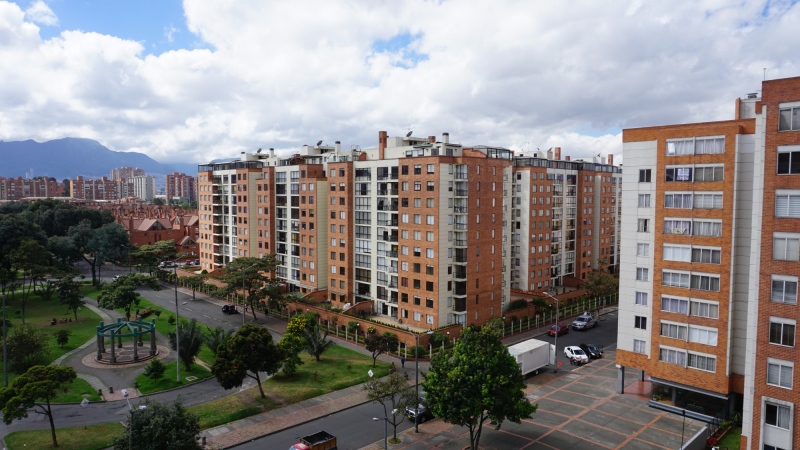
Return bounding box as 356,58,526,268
303,324,335,362
211,323,283,398
168,318,205,372
365,332,399,367
130,240,177,275
6,324,50,373
9,238,52,324
219,256,280,321
363,372,414,443
66,220,132,285
0,365,77,448
583,270,619,303
182,273,208,300
422,327,537,450
111,398,203,450
98,274,160,319
204,325,234,355
56,275,85,320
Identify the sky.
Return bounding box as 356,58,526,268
1,0,799,165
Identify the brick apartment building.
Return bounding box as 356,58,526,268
198,131,620,329
110,166,144,181
617,76,800,450
166,172,197,203
0,176,65,200
69,175,133,201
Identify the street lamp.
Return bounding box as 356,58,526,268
173,264,181,382
242,263,259,326
543,291,561,373
414,329,434,433
372,415,390,449
2,292,7,387
123,389,147,450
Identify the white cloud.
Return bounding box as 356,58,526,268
163,25,178,44
24,0,56,26
0,0,799,165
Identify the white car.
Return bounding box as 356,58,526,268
564,346,589,364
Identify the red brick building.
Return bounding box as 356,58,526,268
0,177,65,200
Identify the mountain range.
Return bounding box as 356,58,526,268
0,138,198,182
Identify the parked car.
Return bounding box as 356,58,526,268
580,343,604,359
405,403,433,423
564,346,589,364
571,312,598,331
548,323,570,337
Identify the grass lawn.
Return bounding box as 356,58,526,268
4,421,124,450
716,426,741,448
134,361,212,395
52,377,103,403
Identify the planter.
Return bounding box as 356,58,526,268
707,425,732,446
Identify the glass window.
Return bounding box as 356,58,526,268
638,169,651,182
638,194,651,207
772,276,798,304
775,191,800,217
767,360,793,388
659,347,686,365
635,316,647,329
765,402,791,429
687,353,716,372
633,339,647,354
636,268,649,281
769,321,795,347
635,292,648,305
778,148,800,174
773,234,800,260
779,106,800,131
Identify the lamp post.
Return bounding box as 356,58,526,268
543,291,560,373
2,292,7,387
414,330,434,432
372,416,388,449
242,263,259,326
173,264,181,382
123,389,147,450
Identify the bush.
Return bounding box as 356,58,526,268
7,324,50,373
507,299,529,310
347,321,360,333
167,315,176,325
143,358,166,382
407,345,426,358
54,329,71,347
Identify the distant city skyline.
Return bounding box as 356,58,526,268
1,0,798,165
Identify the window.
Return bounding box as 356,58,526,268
659,347,686,365
638,169,651,182
666,139,694,156
690,300,719,319
767,360,794,389
414,165,422,175
694,166,724,181
777,146,800,174
414,181,421,191
635,292,648,305
637,219,650,232
692,247,721,264
664,193,692,208
662,271,690,288
692,220,722,237
660,322,687,340
427,181,435,191
769,320,795,346
765,402,791,429
779,106,800,131
772,276,798,304
426,248,434,258
427,164,435,174
664,219,692,235
688,326,718,346
663,245,691,262
690,274,720,291
661,297,689,314
693,193,723,209
687,353,716,372
635,316,647,329
426,215,434,225
773,233,800,260
636,243,650,257
665,167,693,182
636,268,649,281
694,138,725,154
633,339,647,354
638,194,651,207
775,191,800,217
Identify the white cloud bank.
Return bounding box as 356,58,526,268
0,0,799,165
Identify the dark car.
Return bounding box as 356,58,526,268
580,343,604,359
405,403,433,423
547,323,569,337
221,304,239,315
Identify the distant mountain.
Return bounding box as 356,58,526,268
0,138,198,184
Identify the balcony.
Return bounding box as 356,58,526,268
454,281,467,296
381,233,399,242
454,239,467,247
454,298,467,312
454,249,467,263
454,223,467,230
454,267,467,280
378,250,398,258
454,189,468,196
378,219,398,227
377,189,399,196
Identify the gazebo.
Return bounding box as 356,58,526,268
96,318,158,364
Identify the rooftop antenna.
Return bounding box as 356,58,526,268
406,131,413,137
763,67,767,81
256,148,262,153
316,140,323,146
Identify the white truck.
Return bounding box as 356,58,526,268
507,338,553,376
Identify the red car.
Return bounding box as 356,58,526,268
548,323,570,337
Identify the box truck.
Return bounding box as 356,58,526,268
507,339,553,376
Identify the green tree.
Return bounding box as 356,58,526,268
111,398,202,450
56,275,85,320
303,324,335,362
6,324,50,373
152,197,166,205
204,325,234,355
130,240,177,275
480,317,505,338
168,318,205,372
363,372,414,443
143,358,167,382
422,327,537,450
583,270,619,303
219,256,280,322
66,220,131,286
54,329,71,347
365,332,398,367
277,333,305,376
182,273,208,300
211,323,283,398
286,314,311,336
0,365,77,447
9,238,52,324
98,274,160,319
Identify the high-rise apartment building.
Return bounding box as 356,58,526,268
110,167,145,181
0,177,65,200
131,175,156,201
69,176,132,201
617,76,800,450
166,172,197,203
198,132,620,329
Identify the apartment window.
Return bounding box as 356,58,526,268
694,138,725,154
662,271,690,288
764,402,791,429
666,139,694,156
636,268,649,281
414,181,421,191
663,245,691,262
767,360,794,388
692,220,722,237
427,164,435,174
687,353,716,372
775,191,800,217
665,167,693,182
638,169,651,182
771,276,798,304
426,248,434,258
427,181,435,191
777,146,800,174
690,274,720,292
694,166,724,181
769,319,795,347
664,193,692,208
635,292,648,305
693,193,723,209
659,347,686,365
773,233,800,260
633,339,647,354
426,231,434,241
636,243,650,257
688,326,718,346
690,300,719,319
413,214,421,224
660,322,687,340
414,165,422,175
661,297,689,314
426,215,434,225
638,194,651,207
637,219,650,232
413,311,421,321
401,165,408,175
413,247,421,257
634,316,647,329
664,219,692,235
779,106,800,131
